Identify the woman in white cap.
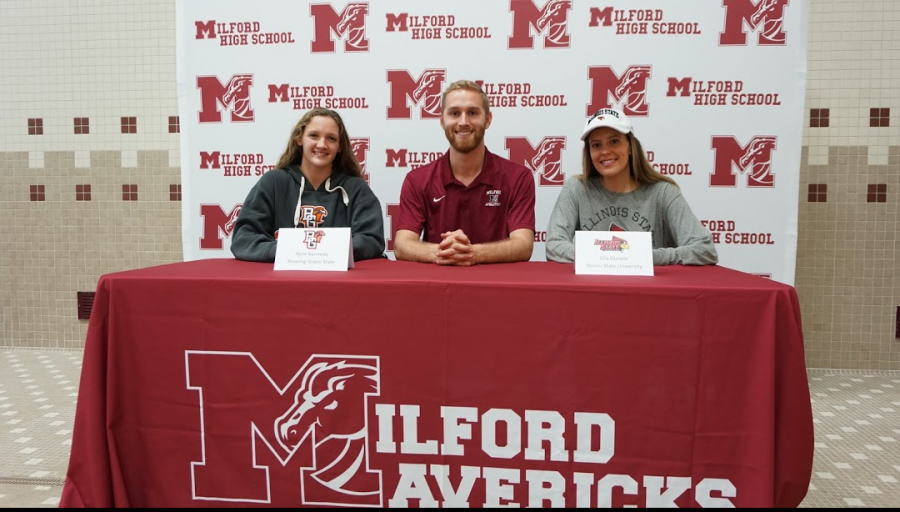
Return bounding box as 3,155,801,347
545,108,718,266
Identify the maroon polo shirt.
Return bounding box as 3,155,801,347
397,149,536,244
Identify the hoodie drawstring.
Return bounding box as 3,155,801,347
293,175,306,228
324,178,350,207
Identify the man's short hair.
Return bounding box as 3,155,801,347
441,79,490,116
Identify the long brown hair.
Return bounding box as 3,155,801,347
274,108,362,178
579,131,676,187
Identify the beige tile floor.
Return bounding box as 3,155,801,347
1,347,899,508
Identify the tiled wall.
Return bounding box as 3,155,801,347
796,0,900,370
1,0,899,369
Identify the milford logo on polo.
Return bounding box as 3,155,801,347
433,196,446,203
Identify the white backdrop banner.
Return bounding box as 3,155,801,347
176,0,808,285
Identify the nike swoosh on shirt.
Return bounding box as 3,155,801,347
433,196,446,202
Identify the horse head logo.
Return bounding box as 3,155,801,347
751,0,786,44
412,70,446,117
223,205,242,237
337,3,369,51
738,136,777,186
536,0,572,46
222,74,254,121
614,66,651,116
274,360,380,499
530,137,566,186
752,0,783,24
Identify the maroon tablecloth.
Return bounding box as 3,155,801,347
60,259,812,507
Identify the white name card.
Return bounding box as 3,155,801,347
274,227,354,271
575,231,654,276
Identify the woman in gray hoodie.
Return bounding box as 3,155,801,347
230,108,386,263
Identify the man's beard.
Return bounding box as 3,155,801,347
444,126,485,154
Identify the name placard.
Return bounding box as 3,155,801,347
575,231,654,276
274,227,354,271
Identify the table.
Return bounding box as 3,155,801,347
60,259,812,508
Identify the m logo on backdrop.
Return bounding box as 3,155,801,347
710,136,778,187
720,0,789,46
196,74,254,123
351,138,371,184
310,2,369,52
199,204,242,250
386,69,447,119
508,0,572,49
187,353,382,506
586,66,651,117
505,136,566,186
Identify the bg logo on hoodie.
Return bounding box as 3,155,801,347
299,205,329,227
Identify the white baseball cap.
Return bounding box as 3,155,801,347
580,108,633,140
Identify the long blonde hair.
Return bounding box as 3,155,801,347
274,108,362,178
579,131,676,186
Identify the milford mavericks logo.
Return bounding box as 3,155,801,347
199,204,242,249
386,69,447,119
509,0,572,49
506,136,566,186
595,235,630,251
720,0,789,46
185,352,740,507
186,353,381,506
274,359,379,502
311,2,369,52
587,65,651,117
196,74,254,123
710,136,778,187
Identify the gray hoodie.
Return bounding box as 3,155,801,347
230,165,385,262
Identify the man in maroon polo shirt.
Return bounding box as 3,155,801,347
394,80,536,266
